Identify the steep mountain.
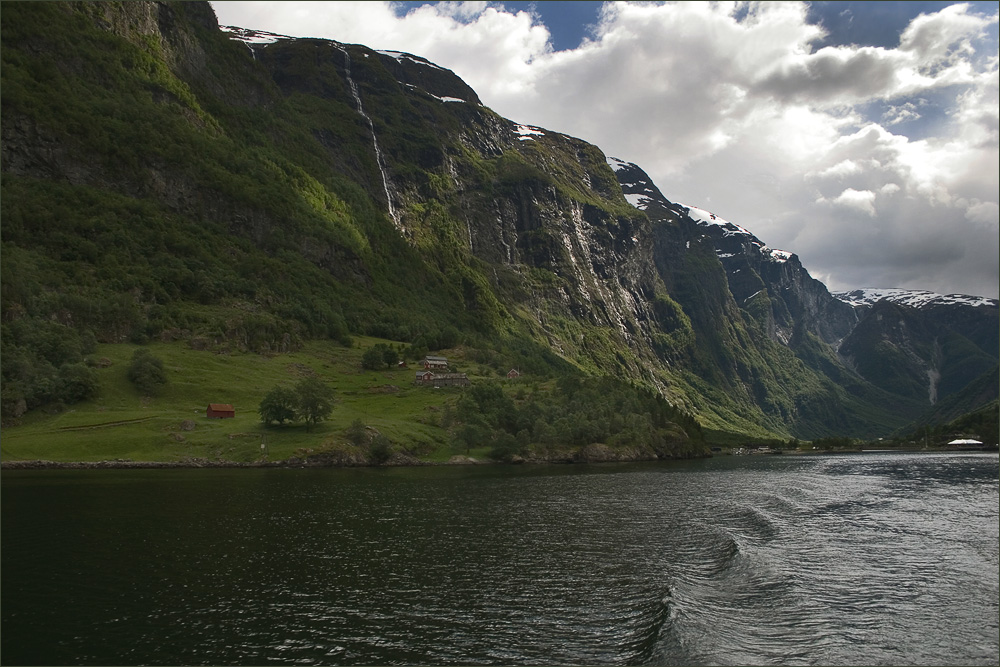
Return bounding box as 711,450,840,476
608,158,929,437
612,158,861,348
1,1,994,442
611,153,997,429
0,1,677,426
832,289,998,407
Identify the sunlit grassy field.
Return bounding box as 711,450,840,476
1,338,498,464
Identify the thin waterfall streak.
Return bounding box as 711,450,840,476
338,46,399,228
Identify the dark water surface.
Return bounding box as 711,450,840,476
2,452,997,666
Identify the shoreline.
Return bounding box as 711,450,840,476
4,448,993,471
0,456,457,470
0,454,632,470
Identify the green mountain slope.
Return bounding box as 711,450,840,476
2,1,993,450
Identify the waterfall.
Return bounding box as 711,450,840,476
338,46,399,228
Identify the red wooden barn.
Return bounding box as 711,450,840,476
206,403,235,419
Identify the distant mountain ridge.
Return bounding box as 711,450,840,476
834,288,998,310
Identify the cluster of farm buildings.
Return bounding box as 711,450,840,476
202,356,521,419
413,356,520,387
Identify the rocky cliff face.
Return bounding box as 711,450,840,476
607,158,996,429
2,1,994,438
610,159,859,349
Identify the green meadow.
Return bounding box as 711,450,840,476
0,338,495,464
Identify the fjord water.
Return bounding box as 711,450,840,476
2,453,997,666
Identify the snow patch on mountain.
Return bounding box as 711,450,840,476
680,203,793,263
403,84,465,103
623,193,651,209
606,156,631,172
220,26,289,45
514,124,545,141
682,204,746,233
608,159,665,211
834,288,998,309
377,50,447,71
608,158,795,265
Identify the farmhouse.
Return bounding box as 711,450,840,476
414,371,470,387
206,403,235,419
507,369,521,379
422,356,448,370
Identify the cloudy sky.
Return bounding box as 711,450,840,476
211,1,999,299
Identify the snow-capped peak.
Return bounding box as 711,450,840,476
834,288,998,309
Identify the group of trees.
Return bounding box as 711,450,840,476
0,325,167,420
451,375,706,461
258,376,335,430
361,343,401,370
0,317,101,419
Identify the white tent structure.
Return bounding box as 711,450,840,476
947,438,984,447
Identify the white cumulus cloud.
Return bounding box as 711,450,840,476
820,188,878,217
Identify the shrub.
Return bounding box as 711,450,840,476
57,362,100,403
369,434,394,464
345,418,368,445
126,349,167,396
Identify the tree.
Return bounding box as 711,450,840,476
127,348,166,396
407,339,428,362
454,422,487,455
258,385,298,426
381,345,399,368
362,343,394,370
295,376,334,430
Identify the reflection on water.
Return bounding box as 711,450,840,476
2,453,998,666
